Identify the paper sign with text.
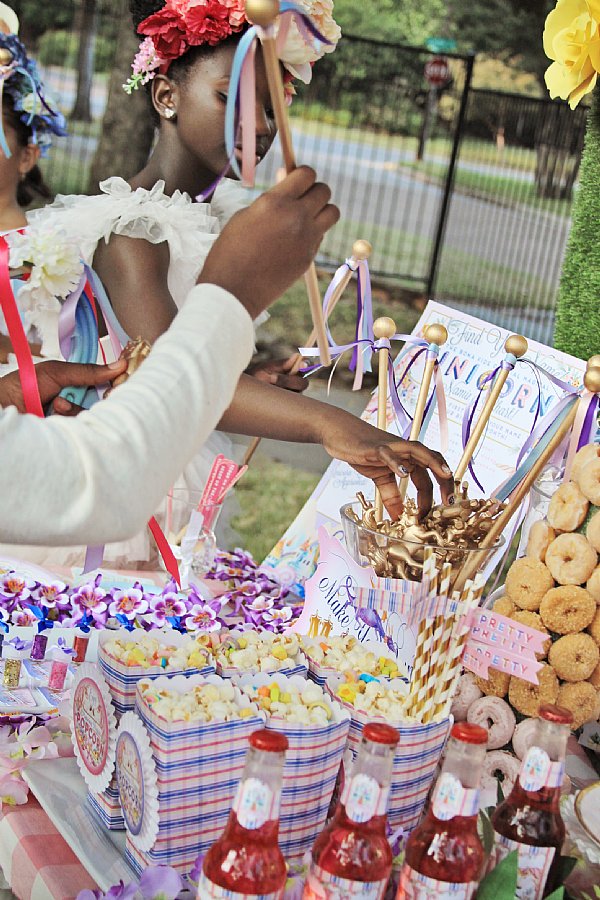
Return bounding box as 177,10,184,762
462,609,547,684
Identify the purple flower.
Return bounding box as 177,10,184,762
185,600,222,634
149,593,188,627
12,608,37,627
263,606,293,626
246,596,274,613
32,580,69,609
0,574,34,608
76,865,182,900
71,576,107,625
108,588,149,621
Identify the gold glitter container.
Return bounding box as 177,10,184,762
3,658,21,688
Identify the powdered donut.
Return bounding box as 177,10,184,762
512,717,538,760
504,558,555,611
545,533,597,585
508,664,559,717
526,520,556,563
475,668,510,698
574,454,600,506
539,585,596,634
548,632,599,682
481,750,521,797
547,481,589,532
571,444,600,483
493,595,516,617
587,567,600,604
588,607,600,645
511,610,550,659
467,696,516,750
589,661,600,689
557,680,598,729
586,510,600,554
450,672,483,721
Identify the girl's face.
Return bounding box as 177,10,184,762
0,114,39,198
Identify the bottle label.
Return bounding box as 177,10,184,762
341,772,389,824
197,872,283,899
397,865,478,898
431,773,480,821
519,747,564,792
232,777,278,831
489,832,555,900
303,864,387,899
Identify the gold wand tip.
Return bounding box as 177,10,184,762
245,0,279,26
373,316,397,340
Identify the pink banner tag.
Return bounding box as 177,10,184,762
462,640,544,684
198,455,244,529
466,609,548,656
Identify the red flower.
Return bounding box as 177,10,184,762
137,1,247,59
138,9,189,60
185,1,234,46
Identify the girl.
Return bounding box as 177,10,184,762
13,0,453,570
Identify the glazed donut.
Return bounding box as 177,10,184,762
475,668,510,698
493,595,516,617
526,520,556,563
586,510,600,554
508,664,559,718
512,717,538,760
548,632,599,682
481,750,521,797
450,672,483,721
557,680,598,729
547,481,589,532
588,607,600,645
574,453,600,506
467,696,516,750
587,566,600,604
539,585,596,634
504,558,555,611
511,610,550,659
571,444,600,483
545,533,597,585
589,661,600,689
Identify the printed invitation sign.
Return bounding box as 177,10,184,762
71,663,117,794
115,712,159,853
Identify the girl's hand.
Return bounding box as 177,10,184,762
0,359,127,415
246,356,308,393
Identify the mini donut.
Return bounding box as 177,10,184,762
511,610,550,659
539,585,596,634
451,673,483,721
504,558,555,611
589,661,600,689
508,664,559,718
475,668,510,698
587,566,600,604
588,607,600,645
547,481,589,532
571,444,600,483
526,520,556,563
467,696,516,749
512,718,538,760
557,680,598,729
548,632,599,682
574,453,600,506
545,533,597,585
586,510,600,554
481,750,521,797
493,595,516,617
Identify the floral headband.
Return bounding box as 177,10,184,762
124,0,340,94
0,4,66,157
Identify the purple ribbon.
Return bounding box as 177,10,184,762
57,271,86,360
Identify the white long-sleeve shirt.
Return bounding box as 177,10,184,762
0,285,253,546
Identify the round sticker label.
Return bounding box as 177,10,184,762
73,677,109,776
116,730,145,836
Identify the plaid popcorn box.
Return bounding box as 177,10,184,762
301,637,404,687
215,629,308,680
326,675,451,832
234,672,351,860
125,673,265,875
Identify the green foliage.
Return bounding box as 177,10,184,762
37,29,114,73
476,850,518,899
334,0,446,45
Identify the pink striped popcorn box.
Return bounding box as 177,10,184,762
326,675,451,831
127,673,265,875
234,673,351,860
301,637,405,687
215,629,308,680
87,773,123,829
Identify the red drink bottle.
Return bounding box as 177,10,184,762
489,704,573,899
303,722,400,899
199,729,289,899
397,721,488,899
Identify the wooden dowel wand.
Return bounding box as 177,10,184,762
373,316,396,520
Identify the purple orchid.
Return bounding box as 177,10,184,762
71,575,107,625
32,580,69,609
108,588,149,621
76,865,182,900
185,599,223,634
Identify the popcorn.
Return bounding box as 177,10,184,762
240,679,333,726
216,631,303,673
102,634,210,672
139,678,253,723
301,636,404,679
334,677,409,723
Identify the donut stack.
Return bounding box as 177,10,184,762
452,443,600,797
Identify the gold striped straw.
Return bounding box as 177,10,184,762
417,562,455,721
407,552,439,719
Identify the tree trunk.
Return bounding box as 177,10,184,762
88,3,156,191
554,89,600,360
71,0,99,122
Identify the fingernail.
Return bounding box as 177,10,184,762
108,360,124,370
447,494,455,506
442,465,452,475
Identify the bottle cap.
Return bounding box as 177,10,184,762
249,729,289,753
363,723,400,746
538,704,573,726
451,722,488,745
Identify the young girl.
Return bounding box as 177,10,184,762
11,0,453,570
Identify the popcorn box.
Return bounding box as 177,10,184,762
327,674,451,831
126,673,265,875
98,628,215,716
235,672,351,860
301,636,405,687
215,629,308,680
87,774,123,829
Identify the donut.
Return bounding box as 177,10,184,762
588,607,600,645
475,668,510,698
504,558,555,611
450,672,483,721
557,680,598,729
526,520,556,563
571,444,600,483
589,661,600,689
545,533,597,585
512,717,538,760
481,750,520,797
539,585,596,634
493,595,516,617
508,664,559,718
587,566,600,604
586,510,600,554
547,481,589,532
511,610,550,659
467,696,516,750
574,453,600,506
548,632,599,682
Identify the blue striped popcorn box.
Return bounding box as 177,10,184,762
215,629,308,680
326,674,451,832
126,672,265,875
301,637,405,687
234,672,351,860
87,773,123,829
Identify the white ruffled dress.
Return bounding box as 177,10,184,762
1,176,253,571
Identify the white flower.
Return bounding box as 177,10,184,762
280,0,341,84
19,91,38,117
6,227,84,312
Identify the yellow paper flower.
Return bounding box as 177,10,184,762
544,0,600,108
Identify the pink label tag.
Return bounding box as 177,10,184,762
462,640,544,683
199,455,245,528
461,609,547,685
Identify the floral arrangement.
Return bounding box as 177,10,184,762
5,226,84,314
0,714,67,809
